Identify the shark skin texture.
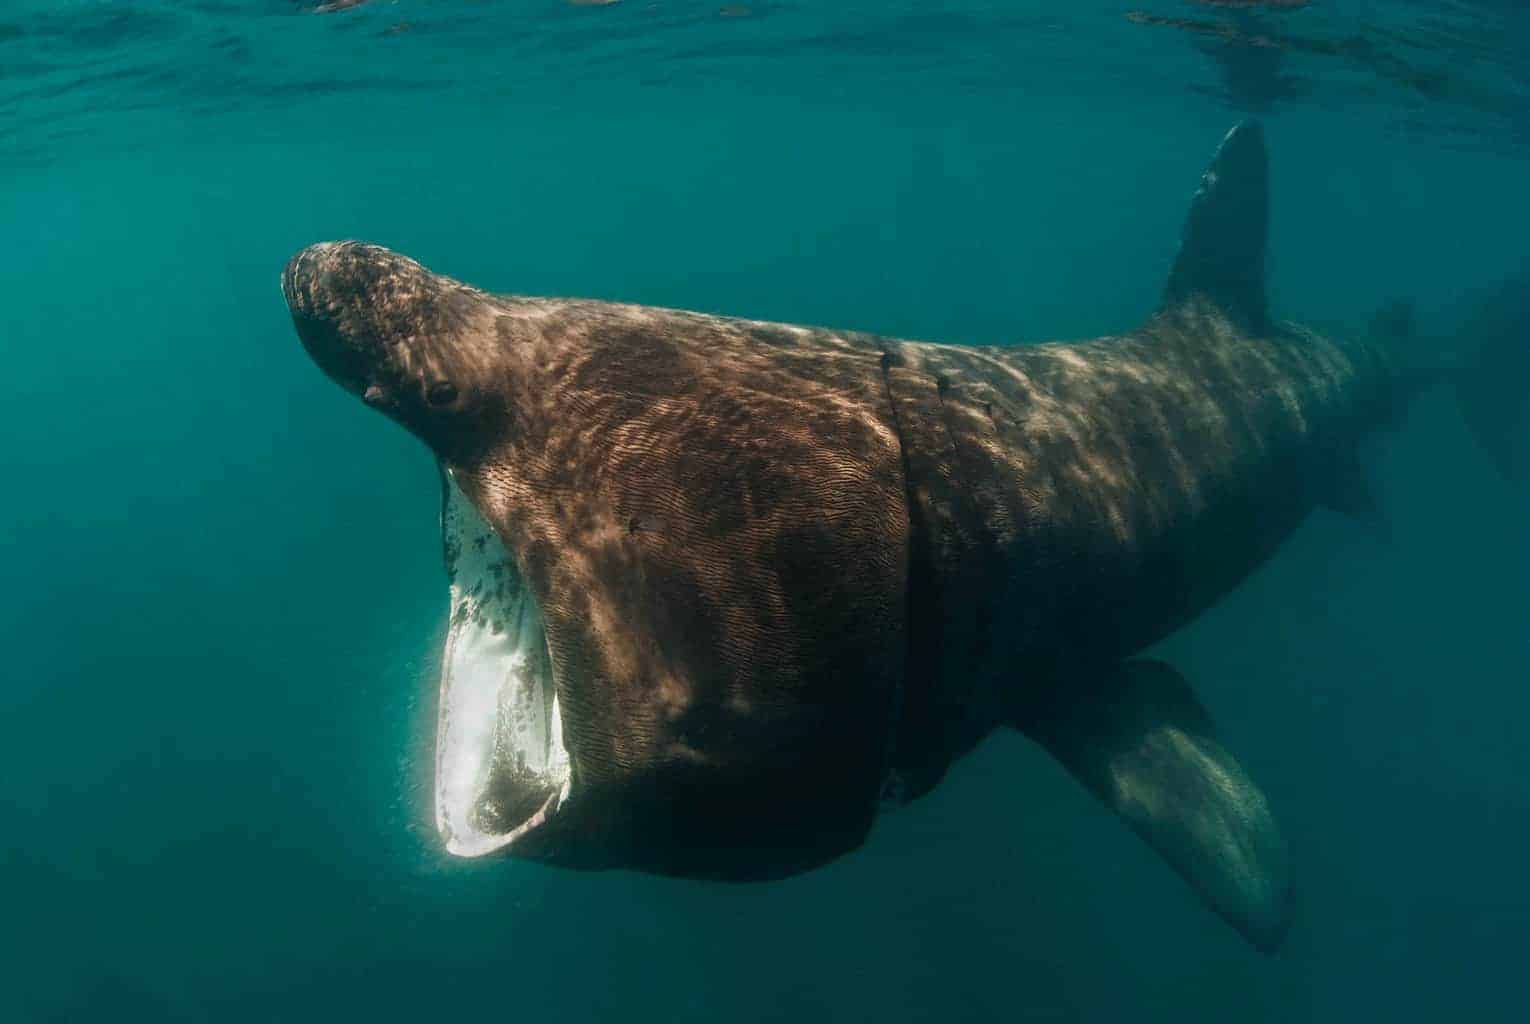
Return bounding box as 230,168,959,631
283,121,1523,953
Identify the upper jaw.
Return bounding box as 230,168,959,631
282,243,387,398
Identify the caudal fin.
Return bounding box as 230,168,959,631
1455,272,1530,484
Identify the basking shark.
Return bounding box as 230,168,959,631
283,122,1526,952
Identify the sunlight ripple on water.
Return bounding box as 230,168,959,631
1,1,1528,166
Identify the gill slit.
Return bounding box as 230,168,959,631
876,343,937,808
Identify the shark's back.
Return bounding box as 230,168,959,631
892,306,1394,668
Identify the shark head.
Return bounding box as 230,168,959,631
283,242,911,877
282,242,521,463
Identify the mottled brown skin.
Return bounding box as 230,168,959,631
284,236,1403,867
279,116,1530,958
476,302,914,877
880,306,1399,799
287,243,912,876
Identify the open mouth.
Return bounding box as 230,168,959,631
435,466,570,857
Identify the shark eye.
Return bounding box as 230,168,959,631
425,380,459,407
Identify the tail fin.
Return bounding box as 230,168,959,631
1163,120,1270,334
1454,272,1530,485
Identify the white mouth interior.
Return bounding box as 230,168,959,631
435,468,570,858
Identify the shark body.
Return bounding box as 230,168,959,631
283,122,1525,952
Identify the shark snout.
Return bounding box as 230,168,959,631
280,240,343,319
282,241,388,395
283,239,472,404
281,240,398,326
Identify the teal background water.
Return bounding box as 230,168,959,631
4,2,1529,1020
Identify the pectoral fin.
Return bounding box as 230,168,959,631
1020,660,1293,953
1316,450,1391,542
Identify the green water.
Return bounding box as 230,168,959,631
4,2,1529,1020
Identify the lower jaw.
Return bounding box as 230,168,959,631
435,467,571,858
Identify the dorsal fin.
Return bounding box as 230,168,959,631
1163,120,1270,333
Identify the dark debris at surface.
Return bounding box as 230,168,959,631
1126,1,1528,145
